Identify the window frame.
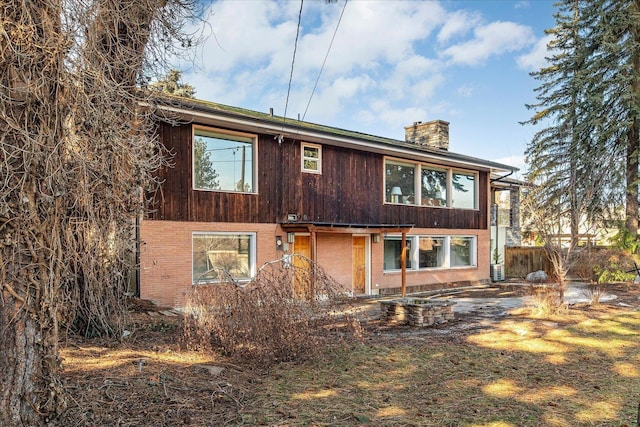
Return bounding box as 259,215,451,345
383,157,479,210
384,159,417,204
192,231,257,284
383,234,477,272
192,125,258,194
301,142,322,174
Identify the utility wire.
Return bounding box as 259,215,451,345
302,0,348,122
283,0,304,126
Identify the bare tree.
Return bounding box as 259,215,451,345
0,1,198,424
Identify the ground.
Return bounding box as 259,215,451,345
54,281,640,426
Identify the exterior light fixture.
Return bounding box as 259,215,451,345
372,233,380,243
287,232,296,243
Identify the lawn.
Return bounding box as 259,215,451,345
56,285,640,426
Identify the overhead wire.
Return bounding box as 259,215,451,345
282,0,304,126
302,0,348,121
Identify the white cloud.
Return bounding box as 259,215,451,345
496,154,527,173
442,21,536,66
517,34,553,72
437,10,481,43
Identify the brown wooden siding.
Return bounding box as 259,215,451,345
149,122,488,230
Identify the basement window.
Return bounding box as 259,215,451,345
192,232,256,283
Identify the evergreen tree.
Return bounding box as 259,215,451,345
149,69,196,98
524,0,640,243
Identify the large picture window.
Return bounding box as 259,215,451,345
418,236,445,268
193,127,256,193
383,235,476,271
450,236,475,267
192,233,255,282
384,158,477,209
451,171,476,209
385,161,415,204
383,237,412,270
421,167,447,207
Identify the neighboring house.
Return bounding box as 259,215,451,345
490,175,524,260
139,95,518,308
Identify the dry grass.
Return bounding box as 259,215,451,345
55,286,640,426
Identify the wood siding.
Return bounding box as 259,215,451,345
149,122,488,230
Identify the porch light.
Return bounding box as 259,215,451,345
287,232,296,243
372,233,380,243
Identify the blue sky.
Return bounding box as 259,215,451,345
178,0,557,178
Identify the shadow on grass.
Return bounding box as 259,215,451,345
240,311,640,426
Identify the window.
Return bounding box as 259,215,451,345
192,233,255,282
418,236,445,268
301,142,322,173
383,235,476,271
385,161,415,204
193,127,256,193
451,171,476,209
383,158,478,209
383,237,412,270
421,167,447,207
450,236,476,267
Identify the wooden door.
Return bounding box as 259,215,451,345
352,236,366,295
293,236,311,299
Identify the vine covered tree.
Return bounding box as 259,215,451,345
0,0,198,425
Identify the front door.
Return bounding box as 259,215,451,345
352,236,366,295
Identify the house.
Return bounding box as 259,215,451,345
139,94,519,308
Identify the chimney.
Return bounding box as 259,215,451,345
404,120,450,150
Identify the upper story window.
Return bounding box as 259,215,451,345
385,160,416,204
384,158,478,209
452,171,476,209
301,142,322,174
193,126,256,193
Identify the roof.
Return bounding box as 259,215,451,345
147,93,519,174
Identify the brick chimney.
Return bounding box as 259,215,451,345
404,120,450,150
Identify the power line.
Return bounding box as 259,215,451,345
283,0,304,125
303,0,348,121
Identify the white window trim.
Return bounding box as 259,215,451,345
191,231,257,284
301,142,322,174
383,234,477,272
192,125,259,194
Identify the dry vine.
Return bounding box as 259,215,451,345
0,0,200,424
183,255,364,367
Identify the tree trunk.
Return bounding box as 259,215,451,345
0,3,67,425
627,0,640,238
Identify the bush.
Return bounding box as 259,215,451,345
574,249,636,285
182,256,363,366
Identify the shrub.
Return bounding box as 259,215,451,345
574,249,636,285
182,255,363,366
573,248,637,305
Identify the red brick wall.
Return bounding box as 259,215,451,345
140,220,281,307
140,220,490,308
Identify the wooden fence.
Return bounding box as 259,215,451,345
504,247,553,279
504,246,613,279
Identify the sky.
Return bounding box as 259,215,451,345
176,0,558,178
